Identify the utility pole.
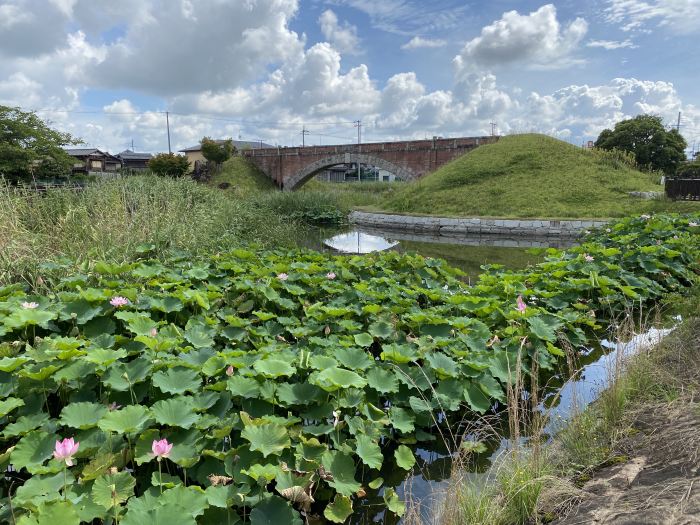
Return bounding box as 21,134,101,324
301,126,310,147
166,111,171,154
677,111,682,132
356,121,362,181
490,122,497,136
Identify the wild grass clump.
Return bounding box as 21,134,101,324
0,175,298,285
252,189,348,225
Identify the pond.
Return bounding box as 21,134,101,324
302,226,577,281
299,225,675,524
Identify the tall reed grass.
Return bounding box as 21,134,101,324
0,175,299,285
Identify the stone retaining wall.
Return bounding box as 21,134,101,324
349,211,607,237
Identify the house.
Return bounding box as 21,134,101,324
178,139,273,167
64,148,121,174
117,150,152,171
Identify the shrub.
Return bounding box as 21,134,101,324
148,153,191,177
201,137,235,165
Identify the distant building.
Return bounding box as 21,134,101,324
315,163,397,183
178,139,273,167
64,148,121,174
117,150,152,171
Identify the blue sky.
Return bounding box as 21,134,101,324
0,0,698,154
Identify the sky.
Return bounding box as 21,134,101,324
0,0,699,155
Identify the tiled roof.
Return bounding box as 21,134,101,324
117,150,153,160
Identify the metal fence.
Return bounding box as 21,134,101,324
665,178,700,200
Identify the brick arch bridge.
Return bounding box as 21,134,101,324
242,136,499,191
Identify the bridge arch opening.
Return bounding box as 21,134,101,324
284,153,417,191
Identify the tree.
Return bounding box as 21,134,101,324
0,105,81,181
200,137,235,165
594,114,687,174
148,153,191,177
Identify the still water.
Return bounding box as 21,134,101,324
301,226,670,524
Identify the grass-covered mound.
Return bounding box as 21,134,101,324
209,156,276,196
379,134,699,218
1,213,698,523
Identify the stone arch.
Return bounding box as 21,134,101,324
284,153,417,191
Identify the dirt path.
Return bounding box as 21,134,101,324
555,400,700,524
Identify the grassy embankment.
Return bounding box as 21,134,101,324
413,284,700,525
365,134,700,219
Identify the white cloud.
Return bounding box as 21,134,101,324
455,4,588,71
0,0,70,57
605,0,700,34
586,39,638,49
319,9,361,54
401,37,447,50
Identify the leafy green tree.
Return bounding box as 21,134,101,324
0,105,81,181
595,114,687,174
200,137,235,165
148,153,190,177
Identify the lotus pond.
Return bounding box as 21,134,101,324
0,214,699,524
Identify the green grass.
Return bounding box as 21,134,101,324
301,179,400,209
209,155,276,196
374,134,700,219
0,175,298,285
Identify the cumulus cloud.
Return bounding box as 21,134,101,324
455,4,588,71
586,39,638,49
605,0,700,34
401,37,447,50
318,9,361,54
0,0,71,58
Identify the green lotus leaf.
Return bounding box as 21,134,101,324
59,299,102,324
366,367,399,393
315,367,367,391
2,412,50,438
241,463,279,483
368,477,384,489
19,364,61,381
98,405,152,434
133,428,160,465
527,315,562,342
151,397,200,429
353,333,374,347
184,324,215,348
0,396,24,417
309,355,337,370
464,382,491,413
384,487,405,517
389,407,415,433
92,470,135,509
335,347,373,370
13,472,65,506
152,367,201,395
11,431,55,473
321,451,361,496
276,382,323,405
355,434,383,470
395,445,416,470
380,344,417,364
58,402,108,430
249,496,303,525
205,485,236,508
17,501,80,525
324,494,353,523
101,357,152,391
4,308,57,330
425,352,458,378
227,376,261,398
368,321,393,339
125,315,157,337
253,358,296,378
159,486,209,518
83,347,126,368
121,503,196,525
241,423,290,457
0,356,29,372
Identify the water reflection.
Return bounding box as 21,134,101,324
323,231,399,254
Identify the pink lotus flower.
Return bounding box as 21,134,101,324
226,365,234,376
326,272,336,280
584,254,595,262
150,328,158,337
516,295,527,313
21,301,39,309
277,273,288,281
110,296,129,308
152,438,173,460
54,437,79,466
